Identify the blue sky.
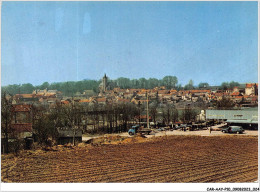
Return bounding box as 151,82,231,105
1,1,258,86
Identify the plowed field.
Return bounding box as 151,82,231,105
1,135,258,183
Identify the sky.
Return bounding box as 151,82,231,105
1,1,258,86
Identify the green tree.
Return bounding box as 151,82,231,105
176,84,183,91
138,78,147,89
116,77,131,89
39,82,50,90
198,82,209,89
220,82,229,90
49,82,61,91
1,84,21,95
130,79,139,88
147,78,159,89
75,81,85,93
20,83,35,93
184,79,194,90
162,76,178,89
229,81,240,89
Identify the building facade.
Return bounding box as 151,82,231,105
206,108,258,129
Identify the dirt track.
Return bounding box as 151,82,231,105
146,129,259,138
1,135,258,183
82,124,258,142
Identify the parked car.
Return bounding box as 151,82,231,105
175,124,187,129
157,128,165,131
222,126,244,134
175,125,181,130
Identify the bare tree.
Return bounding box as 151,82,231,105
181,105,197,123
105,103,113,133
33,114,57,146
1,92,12,153
150,106,157,126
215,96,235,109
118,103,138,132
171,107,179,124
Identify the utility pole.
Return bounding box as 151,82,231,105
146,91,149,129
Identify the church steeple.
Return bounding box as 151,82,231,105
99,74,109,93
102,74,107,92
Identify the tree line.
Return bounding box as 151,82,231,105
1,76,240,97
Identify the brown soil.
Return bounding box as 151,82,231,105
1,135,258,183
86,134,146,145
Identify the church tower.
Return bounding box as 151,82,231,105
99,74,109,93
102,74,107,92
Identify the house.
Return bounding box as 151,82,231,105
4,104,34,151
96,97,107,105
136,89,148,97
245,96,258,104
131,98,148,105
116,97,130,104
170,90,177,93
61,100,70,105
113,87,126,93
57,127,82,145
126,89,142,94
231,92,241,97
232,86,240,93
33,89,62,99
33,88,47,95
191,96,199,102
15,94,39,104
83,90,96,97
79,99,91,103
11,104,32,125
123,93,134,99
245,83,258,96
159,86,166,90
189,90,211,94
162,94,172,99
232,96,243,103
158,90,170,96
196,110,206,122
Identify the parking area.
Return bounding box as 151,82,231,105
145,129,258,138
143,123,257,137
82,124,258,142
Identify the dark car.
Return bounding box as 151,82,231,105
175,124,188,131
157,128,165,131
222,126,244,134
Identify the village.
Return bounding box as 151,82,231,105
1,79,259,183
1,74,258,154
9,74,258,108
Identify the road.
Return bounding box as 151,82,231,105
82,123,258,142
